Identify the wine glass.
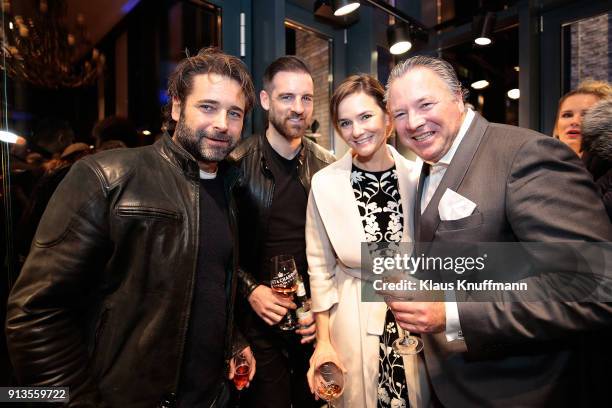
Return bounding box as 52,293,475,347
232,351,251,391
392,324,424,355
270,254,299,331
380,271,424,355
314,362,345,408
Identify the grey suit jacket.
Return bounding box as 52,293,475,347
416,113,612,407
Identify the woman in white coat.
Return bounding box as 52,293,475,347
306,75,425,408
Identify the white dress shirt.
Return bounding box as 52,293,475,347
421,108,475,210
420,108,475,342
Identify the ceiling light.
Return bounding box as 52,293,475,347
314,0,359,26
0,130,19,144
471,80,489,90
142,130,152,136
387,23,412,55
333,0,360,16
473,12,496,46
507,88,520,99
474,37,491,46
390,41,412,54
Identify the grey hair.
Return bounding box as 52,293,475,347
384,55,468,103
582,98,612,160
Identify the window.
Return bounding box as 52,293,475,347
285,20,334,152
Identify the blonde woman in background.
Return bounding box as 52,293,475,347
553,79,612,156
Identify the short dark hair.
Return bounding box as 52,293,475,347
330,74,386,133
164,47,255,130
262,56,312,92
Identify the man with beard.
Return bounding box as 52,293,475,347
6,48,256,408
228,56,334,407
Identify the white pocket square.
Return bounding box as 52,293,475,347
438,188,477,221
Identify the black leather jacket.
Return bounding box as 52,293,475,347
6,135,245,408
227,134,335,296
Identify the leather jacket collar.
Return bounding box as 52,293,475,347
157,132,201,180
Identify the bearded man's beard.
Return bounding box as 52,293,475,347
174,115,237,162
269,110,309,140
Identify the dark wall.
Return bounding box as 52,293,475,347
127,1,163,137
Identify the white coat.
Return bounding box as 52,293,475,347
306,145,429,408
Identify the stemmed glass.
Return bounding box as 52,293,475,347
270,254,299,331
392,322,424,355
232,351,251,391
231,351,251,407
314,362,345,408
381,272,424,355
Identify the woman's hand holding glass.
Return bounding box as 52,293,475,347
313,362,345,408
307,340,346,396
307,340,346,407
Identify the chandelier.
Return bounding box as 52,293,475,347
0,0,105,88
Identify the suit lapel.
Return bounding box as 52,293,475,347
419,113,489,243
414,160,429,243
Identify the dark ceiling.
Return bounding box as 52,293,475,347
290,0,520,30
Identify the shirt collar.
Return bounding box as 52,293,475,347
431,108,475,167
199,169,217,179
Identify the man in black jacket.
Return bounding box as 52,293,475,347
228,56,334,407
6,48,256,408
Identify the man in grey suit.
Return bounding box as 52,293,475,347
385,55,612,407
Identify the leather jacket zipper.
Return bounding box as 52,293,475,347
297,156,310,192
224,179,239,369
261,158,275,209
